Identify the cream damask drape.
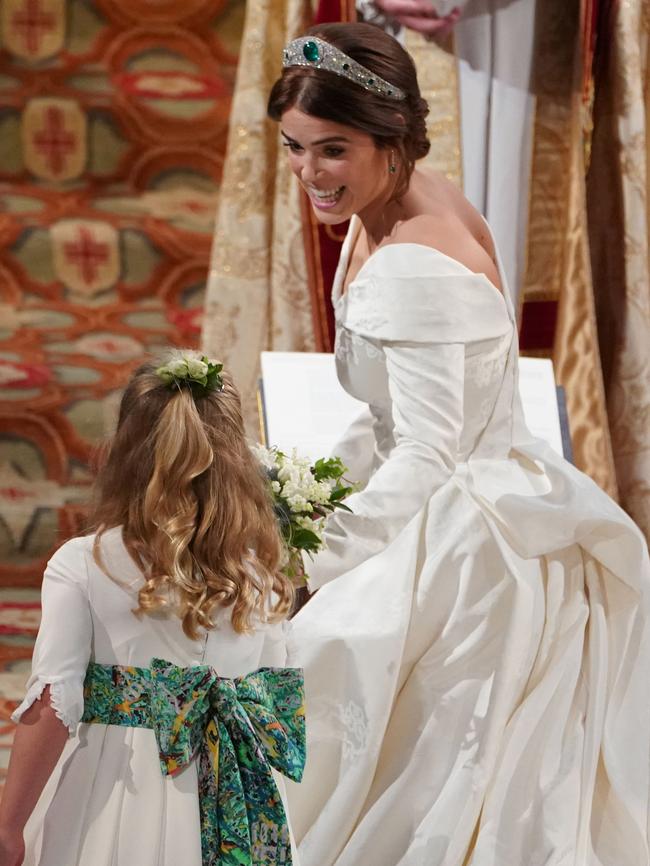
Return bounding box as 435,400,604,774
201,0,316,429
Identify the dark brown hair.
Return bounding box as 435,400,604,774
268,22,430,198
90,350,293,639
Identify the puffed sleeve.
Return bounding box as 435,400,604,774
307,260,512,590
11,537,93,734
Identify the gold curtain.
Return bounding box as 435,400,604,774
522,0,619,500
403,30,462,185
201,0,316,430
587,0,650,540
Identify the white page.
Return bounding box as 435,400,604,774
517,357,564,457
260,351,565,463
260,352,364,464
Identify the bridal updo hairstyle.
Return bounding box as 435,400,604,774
268,22,431,199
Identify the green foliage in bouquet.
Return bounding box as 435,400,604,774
253,447,356,585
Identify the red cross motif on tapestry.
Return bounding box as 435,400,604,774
33,106,76,177
0,487,31,503
63,227,110,287
11,0,55,55
184,200,212,214
51,220,119,294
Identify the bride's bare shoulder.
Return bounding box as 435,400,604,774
390,212,503,293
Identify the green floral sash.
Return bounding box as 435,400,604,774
82,659,305,866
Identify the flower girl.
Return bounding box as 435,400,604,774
0,351,305,866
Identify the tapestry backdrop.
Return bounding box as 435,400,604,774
0,0,244,785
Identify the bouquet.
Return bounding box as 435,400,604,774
253,445,355,584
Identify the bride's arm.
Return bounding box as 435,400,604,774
306,337,465,589
304,259,511,591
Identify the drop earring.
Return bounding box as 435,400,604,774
389,151,396,174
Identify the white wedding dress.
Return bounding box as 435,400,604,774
286,216,650,866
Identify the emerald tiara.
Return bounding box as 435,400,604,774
282,36,406,101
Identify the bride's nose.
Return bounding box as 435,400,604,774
300,152,322,185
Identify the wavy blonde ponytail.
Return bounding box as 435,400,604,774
91,355,293,638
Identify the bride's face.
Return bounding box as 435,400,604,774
280,107,391,225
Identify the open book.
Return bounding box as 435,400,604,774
259,352,571,465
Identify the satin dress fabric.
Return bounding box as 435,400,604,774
13,527,299,866
286,216,650,866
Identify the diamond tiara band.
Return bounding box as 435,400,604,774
282,37,406,101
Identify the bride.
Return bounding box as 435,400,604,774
269,22,650,866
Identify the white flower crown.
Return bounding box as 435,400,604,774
156,355,224,397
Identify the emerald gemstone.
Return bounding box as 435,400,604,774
367,78,374,86
342,62,350,71
303,41,320,62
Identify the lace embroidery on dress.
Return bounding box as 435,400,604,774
340,280,392,335
335,327,382,366
336,699,370,762
465,334,511,431
465,333,511,389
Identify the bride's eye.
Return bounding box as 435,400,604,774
324,146,344,157
282,141,303,153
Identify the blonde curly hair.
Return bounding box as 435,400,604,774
90,350,293,638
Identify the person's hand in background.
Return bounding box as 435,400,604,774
370,0,461,37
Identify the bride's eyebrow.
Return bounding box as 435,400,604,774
281,131,350,146
313,136,349,145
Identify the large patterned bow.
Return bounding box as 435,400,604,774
82,659,305,866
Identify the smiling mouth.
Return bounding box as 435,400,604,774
306,186,345,205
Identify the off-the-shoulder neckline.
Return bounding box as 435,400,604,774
334,215,508,312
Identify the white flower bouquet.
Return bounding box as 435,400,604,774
253,445,355,584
